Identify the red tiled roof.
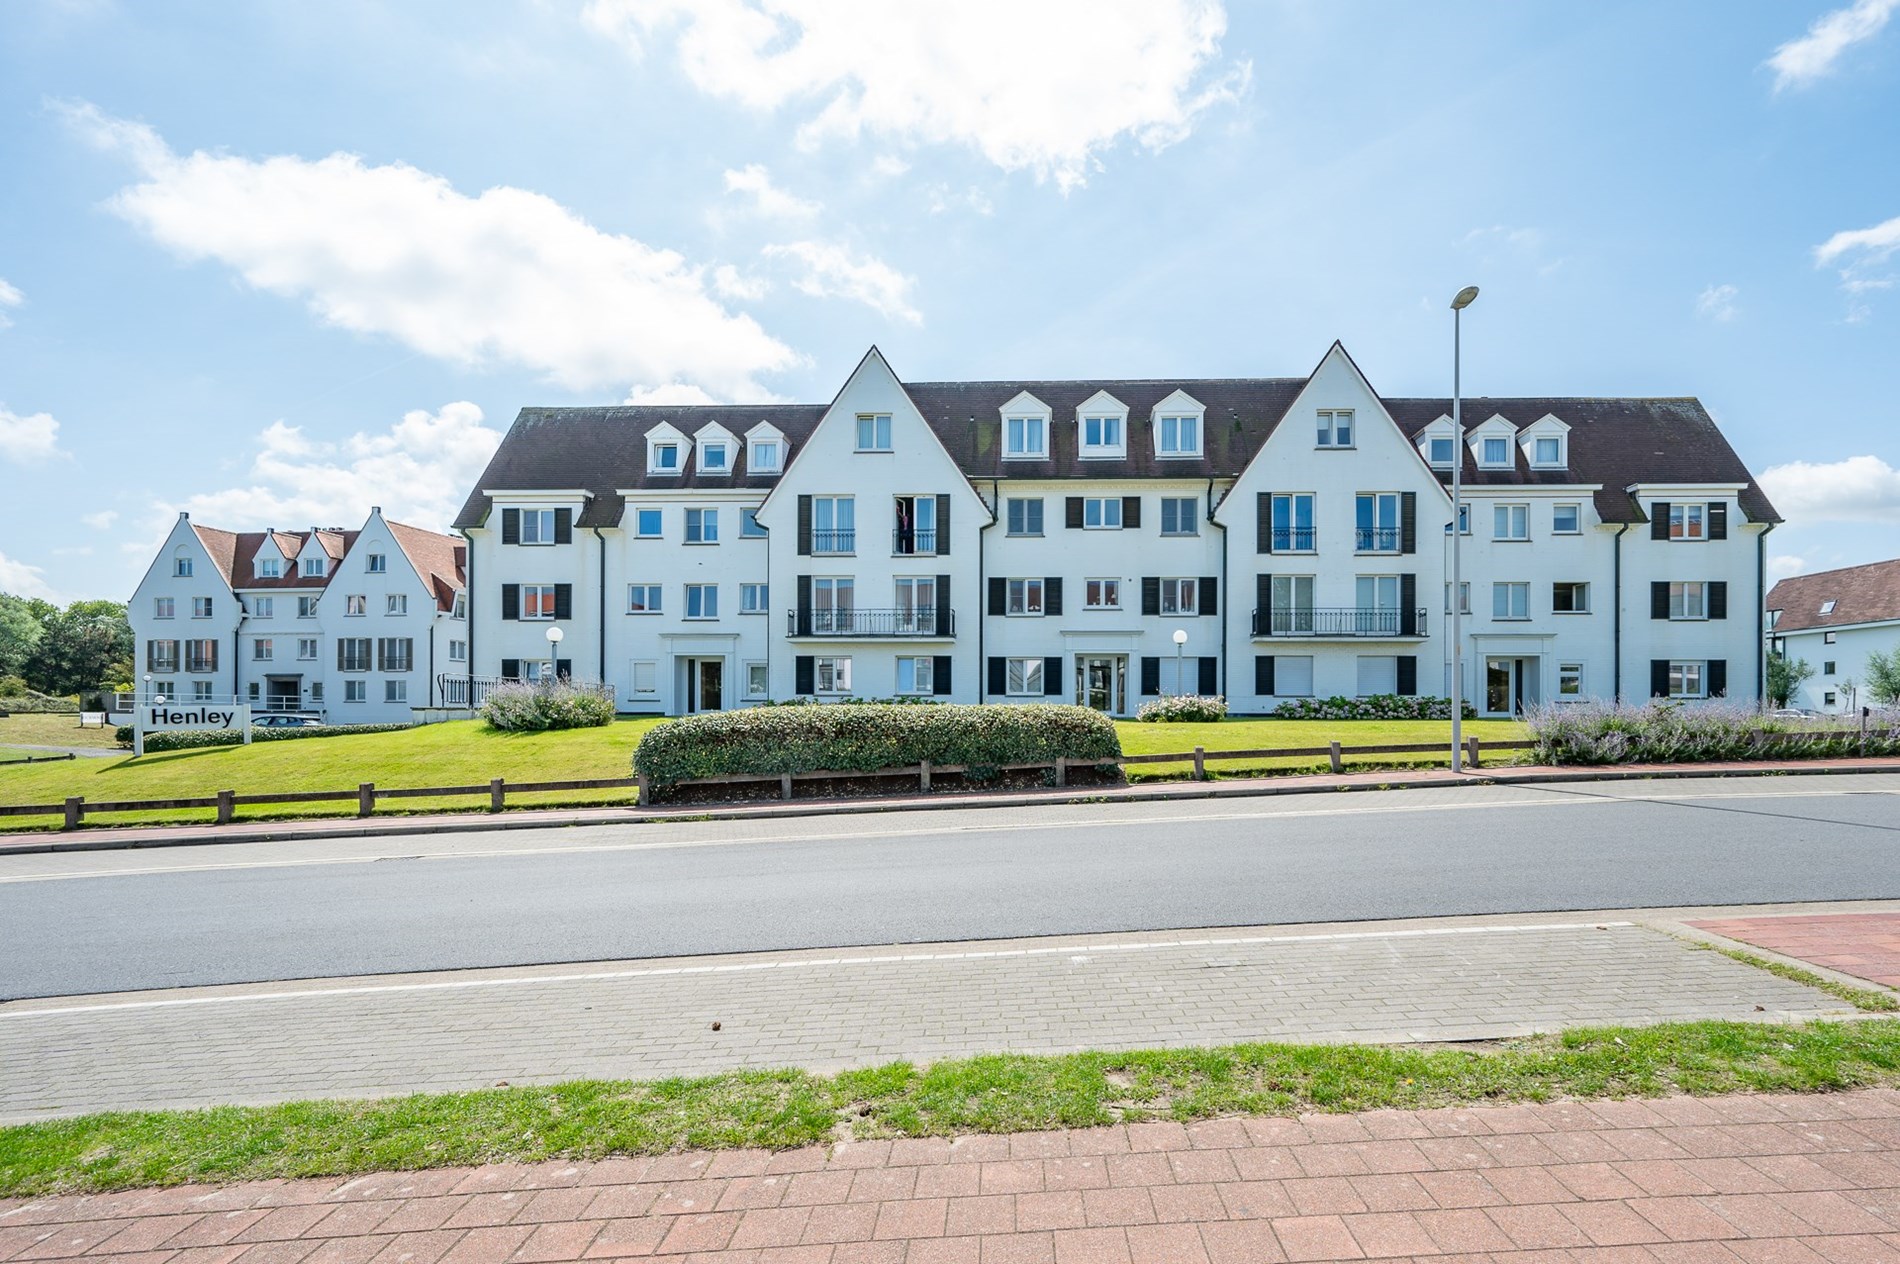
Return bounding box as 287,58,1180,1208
387,519,467,611
1769,557,1900,632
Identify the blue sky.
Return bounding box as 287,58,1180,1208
2,0,1897,603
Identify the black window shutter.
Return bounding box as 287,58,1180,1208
1045,577,1063,616
1709,502,1727,540
1065,497,1084,529
932,656,953,695
1044,656,1063,696
501,658,520,680
987,656,1006,696
554,508,572,544
988,576,1007,616
1255,654,1274,695
1651,581,1670,620
554,584,573,620
1140,656,1161,696
336,641,347,670
1397,655,1418,697
1141,577,1161,616
501,583,519,621
935,575,952,636
1122,496,1141,529
1708,659,1728,697
1400,492,1417,554
556,658,571,680
1651,503,1670,541
794,655,815,695
1257,573,1273,631
1709,581,1728,620
1400,573,1417,636
501,508,520,545
1651,659,1669,698
1258,493,1272,553
936,494,951,555
796,575,812,637
1197,656,1217,695
797,495,813,555
1198,576,1218,617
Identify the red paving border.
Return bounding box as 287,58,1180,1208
1692,913,1900,989
6,1090,1900,1262
5,757,1900,857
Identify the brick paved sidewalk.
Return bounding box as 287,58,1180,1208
7,1089,1900,1263
1694,912,1900,990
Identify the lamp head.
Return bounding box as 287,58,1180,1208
1172,629,1189,646
1451,285,1480,311
546,625,564,644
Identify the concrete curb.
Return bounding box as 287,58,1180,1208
3,758,1897,857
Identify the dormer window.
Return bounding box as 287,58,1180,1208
257,557,281,579
1082,416,1120,454
1317,410,1353,448
1428,436,1455,467
702,443,729,473
1005,416,1046,458
1156,414,1200,457
749,439,780,473
301,557,325,577
654,443,679,472
1533,436,1562,466
1481,436,1511,467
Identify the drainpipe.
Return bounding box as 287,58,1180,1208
1207,479,1226,701
591,525,607,687
1756,522,1772,709
977,478,1000,703
428,616,437,710
464,531,476,709
761,512,772,708
1612,522,1629,703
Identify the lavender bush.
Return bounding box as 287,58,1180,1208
480,681,615,732
1525,699,1900,765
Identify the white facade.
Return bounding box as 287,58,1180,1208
129,509,467,723
458,343,1775,717
1774,622,1900,713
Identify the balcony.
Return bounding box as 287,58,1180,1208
811,529,855,555
1270,528,1316,552
1354,528,1402,552
892,527,939,556
787,608,956,638
1252,607,1428,638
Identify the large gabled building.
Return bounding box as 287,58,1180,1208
453,342,1778,717
1768,558,1900,712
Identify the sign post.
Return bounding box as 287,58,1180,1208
133,700,252,757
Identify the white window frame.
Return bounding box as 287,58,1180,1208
1159,497,1199,536
740,508,767,538
253,597,274,619
1480,435,1512,468
1552,503,1582,534
345,594,366,617
740,582,768,614
298,595,319,618
1444,581,1470,615
385,679,408,704
520,509,556,546
745,661,769,698
154,597,174,619
627,584,662,614
1533,435,1563,467
685,584,718,619
367,553,388,573
192,596,214,619
1668,661,1705,699
635,508,663,539
1079,414,1125,458
1493,503,1530,541
1007,578,1045,616
812,495,854,555
449,639,467,663
1082,497,1123,529
896,656,935,696
632,661,658,695
1006,498,1044,537
302,557,325,577
1355,492,1401,552
1316,409,1354,448
1159,578,1198,616
192,680,215,701
521,585,556,621
748,439,781,474
297,638,318,660
855,413,893,452
1005,657,1045,696
1559,662,1585,699
253,638,273,661
1156,414,1201,458
1085,578,1120,609
651,441,681,474
1004,415,1047,459
1669,581,1707,621
685,507,719,544
174,555,194,578
1669,503,1707,541
1492,582,1530,621
815,655,853,693
386,594,407,616
343,679,366,703
257,557,282,579
1271,493,1317,552
1552,582,1590,614
1427,435,1455,468
699,442,730,474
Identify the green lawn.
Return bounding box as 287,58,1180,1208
1,1019,1896,1196
0,715,1526,832
0,712,123,758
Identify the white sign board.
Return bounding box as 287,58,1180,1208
133,702,252,756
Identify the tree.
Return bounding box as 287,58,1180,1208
0,593,53,680
1766,652,1814,708
1867,647,1900,706
22,600,133,695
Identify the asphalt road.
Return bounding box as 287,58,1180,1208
4,777,1898,998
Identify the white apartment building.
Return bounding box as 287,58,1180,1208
455,343,1778,717
1768,558,1900,713
129,508,468,723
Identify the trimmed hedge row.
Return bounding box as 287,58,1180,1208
1527,700,1900,765
1270,694,1476,720
114,723,416,752
634,703,1121,789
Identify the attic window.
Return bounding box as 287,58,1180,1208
1533,436,1563,467
1005,416,1046,459
1481,436,1511,467
749,439,780,473
701,443,729,473
1080,415,1124,458
1428,436,1454,467
302,557,325,577
1156,414,1201,458
257,557,281,579
1820,600,1837,615
652,442,680,473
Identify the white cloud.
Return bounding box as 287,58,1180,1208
926,184,995,217
160,402,505,534
1695,283,1740,322
624,383,721,405
0,278,21,330
1768,554,1809,581
762,240,921,324
1767,0,1898,91
1760,454,1900,524
721,163,820,219
81,510,118,530
1814,213,1900,317
0,404,65,463
583,0,1246,191
0,550,58,601
59,101,799,399
712,263,770,302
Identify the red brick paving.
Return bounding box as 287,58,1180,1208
8,1091,1900,1262
1690,915,1900,990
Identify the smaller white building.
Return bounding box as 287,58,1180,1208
129,509,467,723
1768,558,1900,713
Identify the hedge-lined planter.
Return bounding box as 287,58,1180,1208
1527,701,1900,765
1270,694,1475,721
634,703,1122,803
113,723,416,752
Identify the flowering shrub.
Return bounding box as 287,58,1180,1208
1135,695,1228,723
1526,700,1900,765
481,681,615,732
1271,694,1475,721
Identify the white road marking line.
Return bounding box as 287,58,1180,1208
0,922,1635,1019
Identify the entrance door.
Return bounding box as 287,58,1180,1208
1075,655,1125,714
695,659,723,712
1484,657,1535,715
265,677,300,712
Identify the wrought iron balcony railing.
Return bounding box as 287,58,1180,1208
891,527,939,555
1270,528,1316,551
1251,607,1428,638
1354,528,1403,552
810,529,855,555
787,608,956,638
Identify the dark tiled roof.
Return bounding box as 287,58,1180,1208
454,383,1778,529
1768,558,1900,632
453,405,827,530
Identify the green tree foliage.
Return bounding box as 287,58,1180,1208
9,597,134,695
0,594,53,679
1867,647,1900,706
1766,652,1815,708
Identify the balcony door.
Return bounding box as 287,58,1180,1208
1355,575,1400,636
1270,575,1315,634
814,577,854,634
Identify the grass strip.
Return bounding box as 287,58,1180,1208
5,1019,1900,1197
1695,943,1900,1013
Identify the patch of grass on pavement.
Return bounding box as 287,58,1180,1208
5,1019,1899,1197
1116,717,1527,780
0,713,123,752
1695,943,1900,1013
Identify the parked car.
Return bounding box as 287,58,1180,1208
1767,708,1816,719
253,713,324,729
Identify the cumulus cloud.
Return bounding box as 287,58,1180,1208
762,240,921,324
711,263,770,302
1767,0,1898,91
582,0,1246,191
59,101,799,399
159,402,505,535
1696,283,1740,322
82,510,118,530
1760,454,1900,524
722,163,820,220
0,550,58,601
0,278,21,329
624,383,722,405
1814,213,1900,318
1768,554,1809,582
0,404,65,463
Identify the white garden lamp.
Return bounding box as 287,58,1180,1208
1172,628,1188,697
1449,284,1479,771
544,624,564,685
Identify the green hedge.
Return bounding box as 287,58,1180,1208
0,691,81,714
115,723,416,752
634,703,1121,790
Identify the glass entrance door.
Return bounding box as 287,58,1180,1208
696,660,723,712
1075,655,1126,714
1485,657,1535,715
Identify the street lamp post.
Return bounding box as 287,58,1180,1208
1172,628,1188,697
1449,285,1479,772
544,624,564,687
